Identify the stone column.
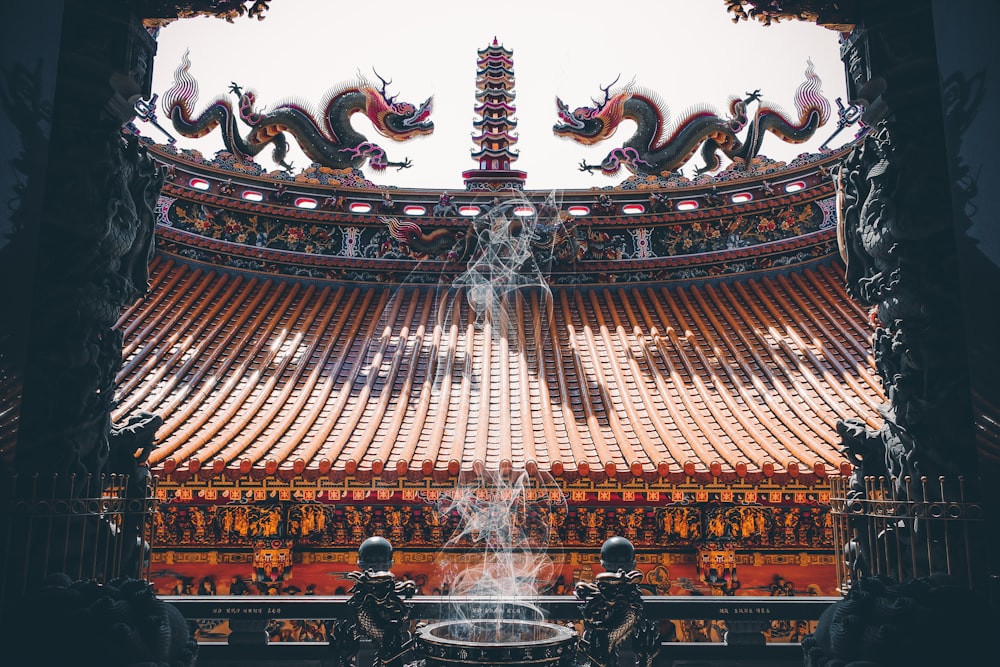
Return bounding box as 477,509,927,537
835,0,992,587
0,0,160,614
729,0,996,593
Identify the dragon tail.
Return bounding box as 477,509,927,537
794,59,831,127
740,59,831,154
162,50,236,140
384,217,420,243
162,50,201,125
161,50,211,130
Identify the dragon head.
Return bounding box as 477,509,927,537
363,72,434,140
553,79,629,145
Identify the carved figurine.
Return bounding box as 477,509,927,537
329,537,416,667
575,537,660,667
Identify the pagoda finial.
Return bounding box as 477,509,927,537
462,39,527,191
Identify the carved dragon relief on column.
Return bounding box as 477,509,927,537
2,5,167,593
18,132,164,484
833,10,980,581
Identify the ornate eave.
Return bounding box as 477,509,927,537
143,138,848,284
461,169,529,192
473,117,518,129
470,146,520,161
477,45,513,59
139,0,272,26
477,81,513,93
471,130,519,143
478,69,515,81
475,101,517,115
475,88,515,100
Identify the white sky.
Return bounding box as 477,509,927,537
147,0,850,191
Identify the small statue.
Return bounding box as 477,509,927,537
330,537,416,667
648,192,673,212
432,192,457,217
593,193,615,215
575,537,660,667
108,410,162,574
271,183,289,202
380,191,397,213
703,186,724,207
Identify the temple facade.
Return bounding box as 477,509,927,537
122,48,872,594
1,2,997,660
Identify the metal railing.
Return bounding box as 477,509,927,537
167,594,836,666
0,473,157,611
830,475,985,592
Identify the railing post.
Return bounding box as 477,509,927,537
329,537,416,667
228,617,270,646
721,619,768,647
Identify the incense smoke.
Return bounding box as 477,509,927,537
436,192,568,624
436,469,567,624
364,191,571,623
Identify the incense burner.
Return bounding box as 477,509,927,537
415,619,578,667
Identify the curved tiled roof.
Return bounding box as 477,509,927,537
112,140,885,488
115,255,881,486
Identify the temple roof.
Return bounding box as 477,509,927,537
115,255,880,487
115,141,885,488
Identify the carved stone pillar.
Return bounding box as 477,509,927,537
728,0,997,596
0,0,160,613
14,0,159,482
834,0,988,586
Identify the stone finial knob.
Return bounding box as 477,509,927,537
600,536,636,572
358,536,394,571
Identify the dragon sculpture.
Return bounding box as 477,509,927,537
384,207,588,267
384,217,462,259
554,60,830,176
575,569,661,667
162,51,433,171
329,568,417,667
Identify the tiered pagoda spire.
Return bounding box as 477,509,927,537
462,38,527,191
